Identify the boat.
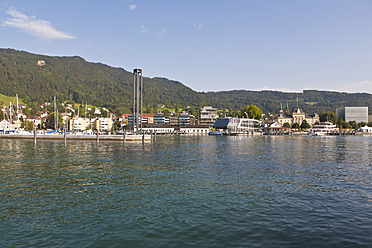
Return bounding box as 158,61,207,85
308,122,338,136
211,117,262,135
209,130,223,135
226,117,262,135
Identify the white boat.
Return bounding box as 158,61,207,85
308,122,338,136
226,117,262,135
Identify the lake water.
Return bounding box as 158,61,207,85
1,135,371,247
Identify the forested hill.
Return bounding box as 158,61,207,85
1,48,371,115
206,90,372,115
0,49,205,114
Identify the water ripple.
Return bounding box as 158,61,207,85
1,136,371,247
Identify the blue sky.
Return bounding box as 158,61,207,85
1,0,372,93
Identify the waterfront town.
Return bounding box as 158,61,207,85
0,97,371,136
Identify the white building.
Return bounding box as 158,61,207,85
25,116,42,128
179,126,209,134
0,119,13,131
358,125,372,133
200,106,218,126
70,117,87,131
95,117,113,131
94,108,101,115
141,125,209,134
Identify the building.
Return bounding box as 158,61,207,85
200,106,218,126
179,125,209,134
154,113,165,124
97,117,113,131
25,116,42,129
169,116,179,126
178,113,190,126
276,107,319,127
70,117,87,131
336,107,368,123
0,119,12,131
358,125,372,133
142,113,154,124
142,124,209,135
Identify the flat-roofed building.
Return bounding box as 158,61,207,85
70,117,86,131
178,113,190,126
200,106,218,126
336,107,368,123
154,113,165,124
169,116,178,126
98,117,113,131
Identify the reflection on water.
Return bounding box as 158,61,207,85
0,136,371,247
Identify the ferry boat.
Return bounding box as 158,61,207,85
308,122,338,136
212,117,262,135
226,117,262,135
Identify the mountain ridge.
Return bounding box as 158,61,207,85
0,48,371,116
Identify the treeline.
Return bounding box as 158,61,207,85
1,48,372,116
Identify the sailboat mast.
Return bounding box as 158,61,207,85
54,96,56,131
9,101,12,126
16,94,19,118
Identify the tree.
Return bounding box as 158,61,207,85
45,113,62,130
242,105,262,120
359,122,367,127
113,120,120,131
292,123,300,129
283,122,291,128
300,120,311,129
342,122,352,129
25,120,34,131
163,109,170,118
319,112,338,124
349,121,358,129
45,113,56,129
336,117,345,128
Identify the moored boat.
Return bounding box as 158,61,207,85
308,122,338,136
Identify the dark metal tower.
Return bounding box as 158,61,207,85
133,69,143,134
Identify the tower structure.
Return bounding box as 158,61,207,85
133,69,143,134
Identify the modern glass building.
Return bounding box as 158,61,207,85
335,107,368,123
154,113,165,124
178,114,190,126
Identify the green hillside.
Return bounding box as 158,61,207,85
1,48,371,116
206,90,372,115
0,93,24,106
0,49,204,114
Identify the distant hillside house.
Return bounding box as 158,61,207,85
275,107,319,127
94,108,101,115
37,60,46,66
